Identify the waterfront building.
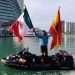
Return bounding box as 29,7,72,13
62,21,75,34
0,0,24,36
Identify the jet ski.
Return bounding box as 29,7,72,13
0,48,75,70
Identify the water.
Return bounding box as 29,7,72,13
0,34,75,75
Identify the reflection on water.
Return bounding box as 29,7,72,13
62,34,75,49
0,68,75,75
0,34,75,75
62,34,75,59
0,65,74,75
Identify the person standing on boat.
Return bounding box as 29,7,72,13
33,28,49,57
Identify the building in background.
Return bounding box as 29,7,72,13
17,0,24,12
0,0,75,35
0,0,24,36
62,21,75,34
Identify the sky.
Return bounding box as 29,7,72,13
23,0,75,31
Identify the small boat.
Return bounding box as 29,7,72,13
0,48,75,70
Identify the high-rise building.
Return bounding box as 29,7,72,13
0,0,23,26
17,0,24,12
0,0,24,36
62,21,75,34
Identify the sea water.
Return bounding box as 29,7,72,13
0,34,75,75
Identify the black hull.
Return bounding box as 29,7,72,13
4,63,75,70
1,49,74,70
1,59,75,70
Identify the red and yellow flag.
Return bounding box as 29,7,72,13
49,8,62,49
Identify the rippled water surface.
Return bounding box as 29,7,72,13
0,34,75,75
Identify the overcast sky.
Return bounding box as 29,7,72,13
24,0,75,31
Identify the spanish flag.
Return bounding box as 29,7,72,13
49,8,62,49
